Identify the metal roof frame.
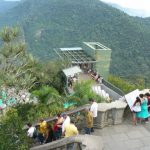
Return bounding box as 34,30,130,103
54,48,96,64
83,42,111,51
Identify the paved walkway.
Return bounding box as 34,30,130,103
92,119,150,150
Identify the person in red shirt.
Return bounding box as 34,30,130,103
53,118,61,139
44,124,55,143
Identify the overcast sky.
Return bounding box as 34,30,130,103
4,0,20,1
3,0,150,17
101,0,150,17
4,0,150,10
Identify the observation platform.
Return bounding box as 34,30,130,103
94,121,150,150
54,42,111,80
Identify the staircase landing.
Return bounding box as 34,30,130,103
92,118,150,150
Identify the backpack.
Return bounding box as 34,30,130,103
33,128,38,139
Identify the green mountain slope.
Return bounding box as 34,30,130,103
0,0,150,85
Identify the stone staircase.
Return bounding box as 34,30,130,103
28,101,127,150
28,73,127,150
30,135,103,150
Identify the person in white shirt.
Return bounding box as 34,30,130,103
89,99,98,132
61,113,70,136
27,123,36,138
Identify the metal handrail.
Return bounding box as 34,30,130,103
30,139,82,150
102,79,125,97
23,104,90,130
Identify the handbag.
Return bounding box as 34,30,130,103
132,103,141,112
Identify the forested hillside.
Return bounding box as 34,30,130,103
0,0,150,86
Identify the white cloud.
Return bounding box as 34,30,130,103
101,0,150,9
101,0,150,17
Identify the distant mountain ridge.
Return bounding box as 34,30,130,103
0,0,19,14
0,0,150,86
106,2,150,18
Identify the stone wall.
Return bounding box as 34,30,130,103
29,101,127,150
30,135,103,150
24,101,127,131
94,101,127,129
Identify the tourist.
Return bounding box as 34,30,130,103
27,123,45,144
96,75,100,82
85,108,93,134
72,75,77,82
64,120,79,138
57,113,64,125
88,68,92,74
94,73,99,81
144,93,150,122
91,71,96,79
44,124,55,143
53,118,59,139
132,97,141,125
61,113,70,136
37,118,48,144
145,93,150,112
39,118,48,136
68,77,73,87
89,98,98,132
56,113,64,139
136,94,150,123
27,123,37,139
98,76,103,84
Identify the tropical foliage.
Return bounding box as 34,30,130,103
73,80,106,105
0,27,68,149
0,108,30,150
108,75,145,94
32,86,62,104
18,102,65,122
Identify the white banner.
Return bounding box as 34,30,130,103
125,89,140,111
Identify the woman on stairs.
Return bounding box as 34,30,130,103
136,94,150,123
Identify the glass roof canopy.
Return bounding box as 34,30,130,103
54,47,96,64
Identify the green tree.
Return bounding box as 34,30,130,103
73,80,106,105
0,27,39,90
37,60,71,93
0,108,30,150
0,27,69,92
32,85,63,104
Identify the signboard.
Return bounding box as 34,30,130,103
125,89,140,110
